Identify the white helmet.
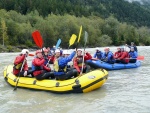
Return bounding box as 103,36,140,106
95,47,99,50
21,49,29,54
77,49,82,52
55,49,60,53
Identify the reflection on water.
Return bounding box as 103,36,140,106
0,46,150,113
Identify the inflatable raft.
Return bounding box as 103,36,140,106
3,65,108,93
86,60,141,70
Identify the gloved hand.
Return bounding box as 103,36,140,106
24,71,27,76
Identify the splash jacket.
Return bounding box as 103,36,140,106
32,57,51,77
102,51,114,63
13,54,28,75
114,51,121,59
53,51,76,76
93,51,103,60
73,53,92,73
129,51,138,58
118,51,130,63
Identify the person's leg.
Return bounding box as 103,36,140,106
129,59,136,63
120,60,128,64
85,65,91,73
16,71,24,77
36,72,54,80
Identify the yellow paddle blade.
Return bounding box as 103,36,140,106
69,34,77,47
78,25,82,43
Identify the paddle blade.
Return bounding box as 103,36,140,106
69,34,77,47
29,53,34,56
137,56,144,60
55,39,61,49
78,25,82,43
84,31,88,45
32,30,43,48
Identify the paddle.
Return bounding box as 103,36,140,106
32,30,43,48
68,34,77,49
78,25,82,43
13,56,27,91
80,31,88,75
55,39,61,49
46,39,62,66
126,56,144,60
29,53,34,56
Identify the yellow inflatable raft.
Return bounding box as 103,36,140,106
3,65,108,93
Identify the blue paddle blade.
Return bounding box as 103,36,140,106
55,39,61,49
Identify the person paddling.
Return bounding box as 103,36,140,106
73,49,92,74
32,50,54,80
129,47,138,63
53,49,78,80
13,49,33,77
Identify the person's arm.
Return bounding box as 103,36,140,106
119,53,126,60
73,58,80,73
34,58,45,66
23,62,28,71
43,65,51,72
84,52,92,61
65,51,76,62
14,55,25,65
93,53,97,58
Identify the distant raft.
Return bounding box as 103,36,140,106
86,60,141,70
3,65,108,93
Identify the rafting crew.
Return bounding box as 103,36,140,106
93,47,103,60
53,49,78,80
32,50,54,80
128,47,138,63
101,47,115,64
13,49,33,77
73,49,92,74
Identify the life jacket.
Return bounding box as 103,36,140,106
104,51,113,60
96,52,102,59
77,56,84,67
53,58,67,72
13,60,26,70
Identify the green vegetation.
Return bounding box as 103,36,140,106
0,0,150,51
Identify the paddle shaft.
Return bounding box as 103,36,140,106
13,55,27,91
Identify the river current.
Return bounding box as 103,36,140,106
0,46,149,113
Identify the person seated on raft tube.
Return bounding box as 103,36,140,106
53,49,78,80
101,47,115,64
73,49,92,74
13,49,33,77
43,48,54,65
93,47,103,60
115,47,129,64
126,42,138,52
129,47,138,63
114,47,122,59
32,50,54,80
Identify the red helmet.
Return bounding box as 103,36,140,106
35,50,42,55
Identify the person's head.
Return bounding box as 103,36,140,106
130,47,134,52
131,42,134,46
43,48,48,55
117,47,121,52
120,46,125,52
77,49,82,56
47,47,50,51
36,50,42,58
21,49,29,56
104,47,109,53
96,47,100,52
55,49,60,57
63,50,71,57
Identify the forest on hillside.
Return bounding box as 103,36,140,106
0,0,150,48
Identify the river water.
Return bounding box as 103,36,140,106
0,46,149,113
